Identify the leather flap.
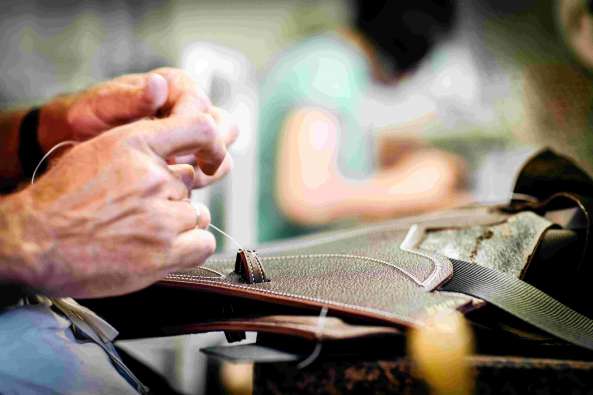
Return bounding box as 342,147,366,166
158,207,552,332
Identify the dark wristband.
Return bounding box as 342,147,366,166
18,107,45,178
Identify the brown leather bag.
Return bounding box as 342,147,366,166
82,150,593,356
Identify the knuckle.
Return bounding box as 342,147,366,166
143,223,169,249
94,129,127,152
169,178,190,200
111,120,151,147
143,199,166,219
190,113,218,141
192,173,208,188
144,202,176,238
142,165,172,192
198,112,217,130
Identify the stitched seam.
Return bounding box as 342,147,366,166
173,267,224,280
251,254,264,282
252,253,265,282
198,267,225,278
177,250,436,287
259,254,423,286
250,254,262,282
400,224,453,290
414,250,446,288
176,254,423,285
253,254,268,281
245,254,256,284
161,276,421,326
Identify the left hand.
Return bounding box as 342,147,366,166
38,68,238,188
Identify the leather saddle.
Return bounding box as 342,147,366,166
82,150,593,359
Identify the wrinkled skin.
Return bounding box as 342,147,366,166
0,68,238,298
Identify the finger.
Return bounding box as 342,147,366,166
209,107,239,147
167,107,239,166
165,228,216,269
193,152,234,188
163,176,191,200
142,115,227,174
85,73,168,130
168,164,195,191
193,202,211,229
171,154,196,166
167,199,200,233
151,67,212,116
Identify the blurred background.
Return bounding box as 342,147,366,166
2,0,593,393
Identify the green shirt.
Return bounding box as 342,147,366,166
257,34,373,242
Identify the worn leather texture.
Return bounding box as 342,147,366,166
419,211,551,278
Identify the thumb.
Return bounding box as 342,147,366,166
69,72,169,135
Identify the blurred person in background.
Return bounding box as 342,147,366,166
257,0,469,243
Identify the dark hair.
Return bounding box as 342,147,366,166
354,0,456,74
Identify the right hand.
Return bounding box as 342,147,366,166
13,113,233,299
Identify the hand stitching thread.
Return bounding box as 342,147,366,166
245,254,256,284
253,253,267,281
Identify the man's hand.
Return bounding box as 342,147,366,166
39,68,237,187
2,113,234,299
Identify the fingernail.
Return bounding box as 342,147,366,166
145,73,168,108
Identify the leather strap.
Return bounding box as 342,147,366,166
440,258,593,351
234,249,269,284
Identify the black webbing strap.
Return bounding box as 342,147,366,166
439,258,593,351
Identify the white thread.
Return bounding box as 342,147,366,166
400,224,453,290
192,267,225,278
297,306,329,369
208,223,245,250
31,140,78,184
